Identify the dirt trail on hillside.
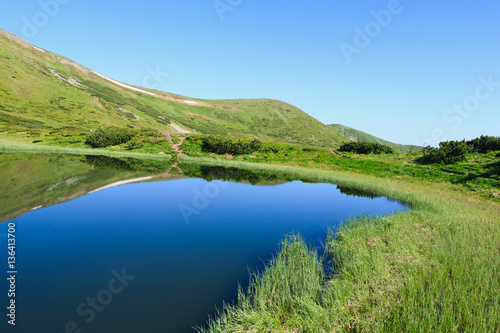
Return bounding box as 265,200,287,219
164,133,185,157
329,150,344,157
164,133,186,174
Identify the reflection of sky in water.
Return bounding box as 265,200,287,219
0,178,407,333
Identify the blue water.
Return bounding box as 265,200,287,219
0,176,406,333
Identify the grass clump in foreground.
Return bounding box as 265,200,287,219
190,157,500,332
198,236,329,332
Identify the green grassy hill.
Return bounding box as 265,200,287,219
328,124,421,153
0,28,348,148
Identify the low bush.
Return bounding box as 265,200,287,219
125,141,144,150
85,127,164,148
339,141,394,154
202,136,262,155
138,128,162,138
260,143,282,154
85,127,136,148
467,135,500,153
421,140,473,164
419,135,499,165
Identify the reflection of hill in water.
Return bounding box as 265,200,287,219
180,164,298,186
0,153,174,222
84,155,173,172
1,153,392,223
180,164,387,200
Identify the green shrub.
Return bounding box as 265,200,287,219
138,128,162,138
421,140,473,164
156,118,171,126
85,127,136,148
202,136,262,155
467,135,500,153
339,141,394,154
125,141,144,150
419,136,500,165
261,143,282,153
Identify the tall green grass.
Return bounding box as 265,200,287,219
198,236,330,332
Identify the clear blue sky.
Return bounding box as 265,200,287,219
1,0,499,146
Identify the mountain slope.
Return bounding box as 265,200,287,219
328,124,421,153
0,28,348,148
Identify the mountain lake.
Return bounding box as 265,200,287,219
0,153,408,333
